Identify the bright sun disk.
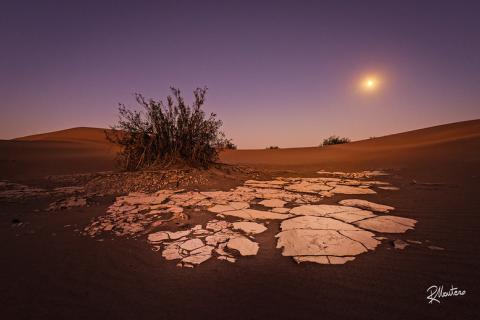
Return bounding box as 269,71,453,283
361,76,379,92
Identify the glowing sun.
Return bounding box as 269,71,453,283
361,76,380,92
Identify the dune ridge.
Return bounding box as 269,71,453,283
1,119,479,179
14,127,112,144
12,120,480,147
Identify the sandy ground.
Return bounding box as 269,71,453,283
1,120,479,319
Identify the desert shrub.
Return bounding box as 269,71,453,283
267,146,279,149
106,87,230,170
218,139,237,150
321,135,351,146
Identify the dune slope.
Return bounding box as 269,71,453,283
14,127,111,144
1,127,117,180
221,119,480,177
1,120,479,180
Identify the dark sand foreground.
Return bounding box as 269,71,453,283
1,120,479,319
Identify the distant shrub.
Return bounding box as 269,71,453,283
219,139,237,150
321,135,351,146
106,87,230,170
267,146,279,149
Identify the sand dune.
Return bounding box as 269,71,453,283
14,127,112,144
15,120,480,147
1,120,479,319
1,120,479,180
1,128,117,180
221,120,480,174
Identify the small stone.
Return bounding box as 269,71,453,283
330,185,377,194
162,247,183,260
296,183,333,193
180,239,204,251
181,254,211,265
272,207,290,213
232,221,267,234
206,220,230,232
167,230,192,240
220,209,293,220
259,199,287,208
227,236,259,256
392,239,409,250
193,229,210,235
229,202,250,210
338,199,394,213
147,231,169,243
354,216,417,233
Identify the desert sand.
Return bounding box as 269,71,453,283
1,120,479,319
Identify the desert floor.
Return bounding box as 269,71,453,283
1,120,479,319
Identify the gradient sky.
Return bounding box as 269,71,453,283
1,0,479,148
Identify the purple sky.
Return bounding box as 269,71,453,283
1,0,479,148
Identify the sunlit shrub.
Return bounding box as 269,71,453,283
107,87,231,170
